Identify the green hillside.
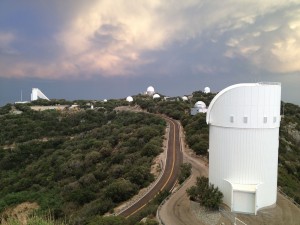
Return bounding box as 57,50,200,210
0,101,165,224
1,93,299,224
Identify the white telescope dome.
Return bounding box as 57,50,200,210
126,96,133,102
146,86,155,95
153,94,160,99
103,99,107,102
182,96,188,101
204,87,211,93
194,101,206,109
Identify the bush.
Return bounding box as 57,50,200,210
178,163,192,184
187,176,223,210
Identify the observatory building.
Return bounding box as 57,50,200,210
126,96,133,102
153,94,160,99
204,87,210,93
191,101,207,115
206,83,281,215
146,86,155,96
31,88,50,101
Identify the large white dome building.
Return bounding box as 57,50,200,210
146,86,155,96
206,83,281,214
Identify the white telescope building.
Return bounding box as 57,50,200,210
206,83,281,214
31,88,50,101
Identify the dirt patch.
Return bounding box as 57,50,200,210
114,105,145,112
1,202,39,225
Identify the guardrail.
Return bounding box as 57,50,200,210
278,187,300,209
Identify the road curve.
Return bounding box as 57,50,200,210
119,116,183,218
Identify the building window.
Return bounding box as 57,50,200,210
263,116,267,123
230,115,234,123
243,116,248,123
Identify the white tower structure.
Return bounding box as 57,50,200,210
31,88,50,101
204,87,211,93
146,86,155,96
206,83,281,215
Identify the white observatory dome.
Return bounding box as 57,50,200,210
194,101,206,109
146,86,155,96
103,99,107,102
126,96,133,102
182,96,188,101
207,82,281,215
153,94,160,99
204,87,211,93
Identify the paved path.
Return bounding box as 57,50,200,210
118,116,183,218
158,122,300,225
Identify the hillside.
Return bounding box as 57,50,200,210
0,93,299,224
0,101,165,224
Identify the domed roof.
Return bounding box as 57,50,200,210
153,94,160,99
146,86,155,95
194,101,206,108
204,87,211,93
182,96,188,101
126,96,133,102
103,99,107,102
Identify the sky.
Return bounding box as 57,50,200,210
0,0,300,106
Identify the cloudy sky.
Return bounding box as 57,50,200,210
1,0,300,105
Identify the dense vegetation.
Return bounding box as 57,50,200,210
187,176,223,210
0,102,165,224
1,90,299,224
278,103,300,203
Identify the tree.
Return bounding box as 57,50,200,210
178,163,192,184
187,176,223,210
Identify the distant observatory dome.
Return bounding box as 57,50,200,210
182,96,188,101
204,87,211,93
153,94,160,99
126,96,133,102
103,99,107,102
194,101,206,109
146,86,155,96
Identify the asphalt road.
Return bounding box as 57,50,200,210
119,116,183,218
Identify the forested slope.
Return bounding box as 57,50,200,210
0,103,165,224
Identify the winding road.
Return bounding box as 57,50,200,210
118,116,183,218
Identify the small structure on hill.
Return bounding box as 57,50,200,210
146,86,155,96
204,87,211,94
153,94,160,99
191,101,207,115
31,88,50,101
126,96,133,102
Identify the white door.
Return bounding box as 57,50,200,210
233,191,255,214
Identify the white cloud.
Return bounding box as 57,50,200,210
2,0,300,78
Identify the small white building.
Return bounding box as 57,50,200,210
191,101,207,115
206,82,281,215
182,96,188,101
204,87,211,93
126,96,133,102
146,86,155,96
153,94,160,99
